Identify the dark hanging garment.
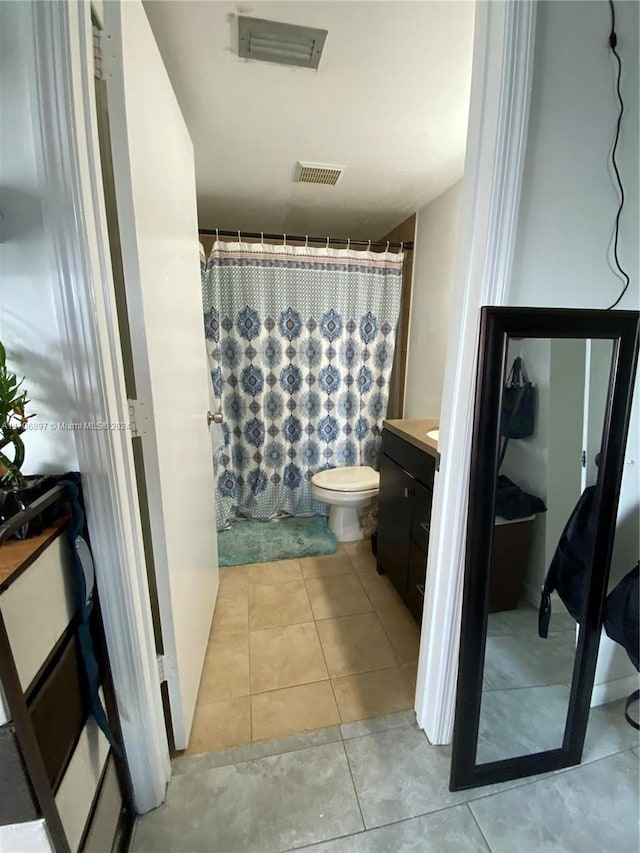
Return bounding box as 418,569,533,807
604,563,640,730
500,357,535,440
538,486,598,638
495,475,547,521
604,562,639,670
498,356,536,469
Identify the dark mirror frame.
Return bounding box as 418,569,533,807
450,307,639,791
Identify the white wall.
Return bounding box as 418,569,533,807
502,338,589,605
404,180,462,418
501,338,550,602
508,0,639,701
0,4,78,475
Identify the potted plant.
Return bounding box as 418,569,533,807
0,341,46,536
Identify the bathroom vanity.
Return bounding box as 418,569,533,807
377,419,439,624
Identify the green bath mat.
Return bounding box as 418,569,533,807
217,516,337,567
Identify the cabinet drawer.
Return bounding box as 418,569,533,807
82,756,123,853
29,634,89,791
0,534,75,692
381,430,436,487
406,544,427,625
410,482,433,552
55,701,110,853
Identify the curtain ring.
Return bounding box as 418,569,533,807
367,240,371,251
326,236,330,249
283,233,287,246
346,238,351,250
385,241,390,252
260,232,264,243
400,241,404,253
305,235,309,247
215,228,219,242
237,230,241,243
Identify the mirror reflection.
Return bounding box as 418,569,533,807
477,336,613,764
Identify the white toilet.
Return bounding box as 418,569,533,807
311,466,380,542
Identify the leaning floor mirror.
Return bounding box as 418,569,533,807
450,307,639,790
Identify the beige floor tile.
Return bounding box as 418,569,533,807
358,571,403,611
251,681,340,742
248,559,302,586
403,662,419,687
332,667,415,723
217,564,249,600
211,595,248,634
377,602,421,663
300,553,353,579
342,539,374,558
186,696,251,755
249,580,313,630
197,632,249,703
305,574,372,620
349,550,379,576
249,622,328,693
316,612,397,677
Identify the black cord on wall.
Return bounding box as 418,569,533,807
605,0,631,310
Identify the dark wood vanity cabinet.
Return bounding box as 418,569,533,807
377,453,413,595
377,428,436,624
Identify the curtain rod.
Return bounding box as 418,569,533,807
199,228,413,250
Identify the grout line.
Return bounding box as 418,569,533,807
373,607,414,674
246,580,254,743
281,829,369,853
279,795,497,853
466,802,493,851
249,676,331,697
553,743,640,774
482,682,572,694
312,588,343,724
340,738,367,832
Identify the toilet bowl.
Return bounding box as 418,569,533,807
311,465,380,542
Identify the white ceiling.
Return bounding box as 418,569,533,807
143,1,475,239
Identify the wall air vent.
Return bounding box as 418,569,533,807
295,162,343,186
238,16,328,70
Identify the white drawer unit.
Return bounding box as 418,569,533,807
0,535,75,692
0,485,132,853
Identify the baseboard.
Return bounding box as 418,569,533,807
522,581,539,609
591,674,640,708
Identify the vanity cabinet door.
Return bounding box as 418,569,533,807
377,454,414,596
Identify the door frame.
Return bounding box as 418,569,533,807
29,0,170,813
416,1,537,743
27,0,536,810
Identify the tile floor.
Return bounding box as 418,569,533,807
479,601,578,763
185,539,419,755
132,699,639,853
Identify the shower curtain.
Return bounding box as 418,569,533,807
201,240,403,529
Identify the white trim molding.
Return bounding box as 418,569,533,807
415,0,537,744
591,674,640,709
29,1,170,811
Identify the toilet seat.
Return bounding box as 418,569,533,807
311,466,379,492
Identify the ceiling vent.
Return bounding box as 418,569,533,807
294,162,343,186
238,16,328,70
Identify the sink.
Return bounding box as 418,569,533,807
426,428,439,442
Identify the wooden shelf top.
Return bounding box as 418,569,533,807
0,518,69,594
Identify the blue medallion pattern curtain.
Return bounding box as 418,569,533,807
201,241,403,529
